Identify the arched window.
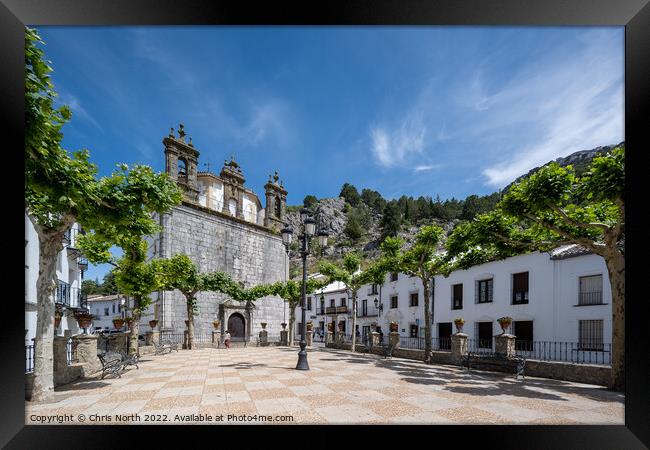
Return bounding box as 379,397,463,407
275,195,282,218
178,158,187,180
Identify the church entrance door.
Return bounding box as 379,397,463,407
228,313,246,341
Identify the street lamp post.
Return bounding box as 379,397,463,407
281,209,328,371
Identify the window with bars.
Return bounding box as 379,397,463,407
476,322,493,349
104,307,109,316
452,283,463,310
330,299,335,308
410,324,419,337
410,292,419,307
512,272,529,304
579,275,603,305
476,279,493,303
390,272,399,282
579,319,604,350
307,297,312,311
514,321,534,351
390,295,398,309
340,298,346,307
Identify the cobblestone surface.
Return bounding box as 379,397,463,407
25,347,624,425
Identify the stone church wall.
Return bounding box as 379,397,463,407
158,204,289,339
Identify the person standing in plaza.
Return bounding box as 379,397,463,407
224,330,231,349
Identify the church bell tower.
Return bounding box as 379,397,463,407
264,171,287,232
163,124,200,203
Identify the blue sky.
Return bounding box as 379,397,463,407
35,26,624,282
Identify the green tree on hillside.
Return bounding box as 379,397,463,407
340,183,361,207
303,195,318,208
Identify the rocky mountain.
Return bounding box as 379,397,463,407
503,142,624,193
286,142,623,274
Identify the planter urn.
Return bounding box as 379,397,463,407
261,322,267,329
454,321,464,333
389,322,398,333
113,319,124,329
281,322,287,330
149,320,158,330
212,320,220,330
497,319,512,334
306,322,313,331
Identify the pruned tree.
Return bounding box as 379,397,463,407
445,146,625,390
318,253,382,352
380,225,450,363
270,279,325,345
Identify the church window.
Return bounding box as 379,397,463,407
228,198,237,216
178,158,188,180
275,195,282,218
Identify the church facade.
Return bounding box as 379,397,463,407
145,124,289,342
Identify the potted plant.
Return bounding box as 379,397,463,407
125,316,134,329
389,321,398,333
113,316,125,329
281,322,287,330
454,317,465,333
497,316,513,334
149,319,158,330
327,322,334,332
74,311,93,329
306,321,313,331
260,322,267,330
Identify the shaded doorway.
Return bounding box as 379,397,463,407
228,313,246,341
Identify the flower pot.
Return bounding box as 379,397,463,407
454,322,464,333
281,322,287,330
113,319,124,329
149,320,158,330
498,321,511,333
212,320,220,330
77,319,91,329
389,322,398,333
327,323,333,332
260,322,267,329
306,322,313,331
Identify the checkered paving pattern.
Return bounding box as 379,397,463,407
26,347,624,425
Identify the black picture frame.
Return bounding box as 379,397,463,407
2,0,648,448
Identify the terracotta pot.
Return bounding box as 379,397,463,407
113,319,124,329
327,323,334,332
78,319,91,328
498,321,511,333
389,322,398,333
213,321,220,330
261,322,267,329
306,322,313,331
454,321,464,333
149,320,158,329
281,322,287,330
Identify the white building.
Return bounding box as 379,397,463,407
86,294,127,331
297,244,612,355
25,214,87,344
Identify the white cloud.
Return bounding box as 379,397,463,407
370,111,427,168
240,101,293,148
413,164,439,173
56,88,103,131
477,31,624,187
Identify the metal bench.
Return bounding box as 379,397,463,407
153,339,179,355
116,350,139,370
462,351,526,379
98,351,125,379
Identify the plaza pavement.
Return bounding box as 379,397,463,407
25,346,624,425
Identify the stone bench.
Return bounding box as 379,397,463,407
462,351,526,379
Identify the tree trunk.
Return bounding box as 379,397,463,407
128,296,141,356
289,304,296,346
422,278,432,364
604,250,625,391
350,291,358,352
31,231,64,401
186,297,194,350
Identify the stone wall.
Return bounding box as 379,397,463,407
159,205,288,338
525,360,610,386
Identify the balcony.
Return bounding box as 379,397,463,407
358,305,379,317
63,227,85,257
578,291,604,306
325,306,348,315
55,280,70,307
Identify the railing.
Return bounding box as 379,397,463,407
357,305,379,317
55,280,70,306
467,338,495,353
26,345,34,373
66,338,74,364
432,337,452,351
63,227,84,250
514,340,611,365
77,256,89,271
578,291,603,305
325,306,348,315
400,336,426,350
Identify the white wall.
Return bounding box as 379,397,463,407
242,194,257,223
